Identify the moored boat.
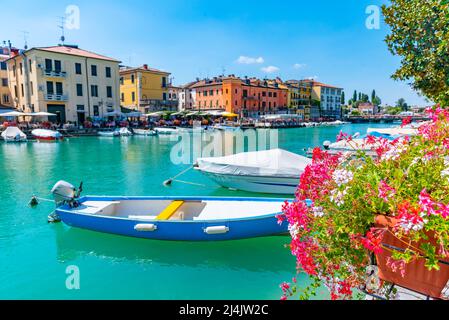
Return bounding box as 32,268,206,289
154,127,179,134
50,181,290,241
1,126,27,142
133,129,157,136
118,127,133,136
98,130,120,137
196,149,311,194
31,129,63,141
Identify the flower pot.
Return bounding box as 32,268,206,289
374,215,449,299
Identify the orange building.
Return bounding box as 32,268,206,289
191,75,288,118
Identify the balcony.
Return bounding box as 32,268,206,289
43,70,67,78
45,94,68,101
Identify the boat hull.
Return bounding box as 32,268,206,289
199,171,299,194
55,196,289,241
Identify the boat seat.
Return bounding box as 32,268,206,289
156,200,185,220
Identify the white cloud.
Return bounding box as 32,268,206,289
261,66,280,73
237,56,264,64
293,63,306,70
306,75,319,80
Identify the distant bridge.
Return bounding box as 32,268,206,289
345,115,431,123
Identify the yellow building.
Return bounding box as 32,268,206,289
6,45,121,124
0,50,13,108
120,65,176,113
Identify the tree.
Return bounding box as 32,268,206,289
371,90,376,103
358,92,362,101
383,0,449,104
341,91,345,105
353,90,357,102
396,98,408,111
373,96,382,106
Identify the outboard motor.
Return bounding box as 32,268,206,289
51,180,78,207
323,140,331,150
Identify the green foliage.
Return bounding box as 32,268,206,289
383,0,449,104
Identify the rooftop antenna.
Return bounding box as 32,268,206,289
21,31,29,50
221,66,226,77
58,16,66,45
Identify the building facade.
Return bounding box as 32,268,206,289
304,80,343,120
120,65,175,113
178,82,196,111
0,47,13,108
191,75,288,118
6,45,121,124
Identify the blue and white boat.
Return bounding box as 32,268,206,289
50,181,290,241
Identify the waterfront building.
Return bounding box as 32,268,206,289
358,102,378,115
302,80,343,120
120,64,175,113
191,75,288,118
168,85,181,110
178,81,197,111
5,45,121,124
0,47,13,108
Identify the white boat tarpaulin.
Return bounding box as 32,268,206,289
1,126,27,139
197,149,312,178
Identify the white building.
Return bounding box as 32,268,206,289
178,82,197,111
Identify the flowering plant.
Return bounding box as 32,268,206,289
279,107,449,300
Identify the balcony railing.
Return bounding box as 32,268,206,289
45,94,68,101
44,70,67,78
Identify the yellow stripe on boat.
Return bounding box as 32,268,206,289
156,201,185,220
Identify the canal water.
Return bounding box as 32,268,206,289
0,123,386,299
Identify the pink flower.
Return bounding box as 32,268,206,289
361,228,385,254
280,295,287,301
378,180,396,202
336,131,349,142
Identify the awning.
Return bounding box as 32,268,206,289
30,112,57,116
221,112,238,117
0,111,27,117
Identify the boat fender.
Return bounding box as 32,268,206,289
134,224,158,232
204,226,229,235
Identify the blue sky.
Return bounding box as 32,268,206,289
1,0,430,106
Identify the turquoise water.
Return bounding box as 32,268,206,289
0,123,385,299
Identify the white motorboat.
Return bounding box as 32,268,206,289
98,130,120,137
154,127,179,134
1,126,27,142
31,129,63,141
196,149,311,194
367,127,418,137
133,129,157,136
118,128,133,136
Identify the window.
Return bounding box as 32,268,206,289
1,78,7,87
121,93,124,102
105,67,111,78
0,62,6,70
91,65,97,76
91,85,98,97
12,65,16,77
76,84,83,96
273,92,277,98
29,60,32,73
131,91,135,102
77,105,85,111
56,82,63,95
19,63,23,75
209,90,213,96
54,60,62,72
45,59,52,71
162,77,167,88
268,92,272,98
14,85,17,97
75,63,82,75
226,89,229,94
163,92,167,100
3,94,9,104
131,74,135,84
120,77,124,85
30,82,33,96
203,91,207,96
262,92,266,97
93,105,99,116
106,86,112,98
21,84,24,97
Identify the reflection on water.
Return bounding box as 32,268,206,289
54,226,294,273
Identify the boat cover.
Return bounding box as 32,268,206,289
197,149,312,178
31,129,62,138
367,127,418,136
1,126,27,140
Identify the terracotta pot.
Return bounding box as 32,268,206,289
374,215,449,299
